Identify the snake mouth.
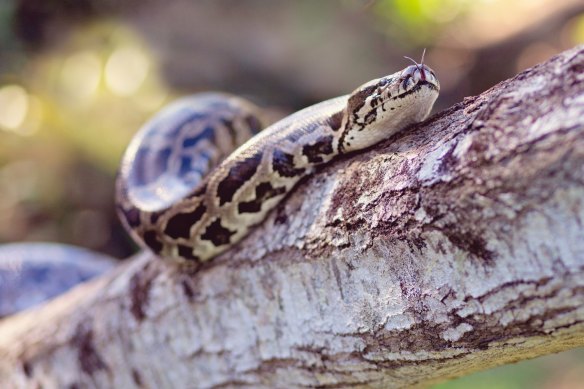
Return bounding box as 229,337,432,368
392,81,439,102
417,80,440,92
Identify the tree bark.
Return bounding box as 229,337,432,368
1,45,583,389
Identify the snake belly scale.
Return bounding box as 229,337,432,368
117,62,440,264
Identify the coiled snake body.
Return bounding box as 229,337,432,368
117,62,439,264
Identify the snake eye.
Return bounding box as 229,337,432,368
401,75,412,90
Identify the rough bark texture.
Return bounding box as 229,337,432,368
0,46,583,389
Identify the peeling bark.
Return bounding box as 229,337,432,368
0,46,583,389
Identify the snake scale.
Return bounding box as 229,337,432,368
116,59,439,264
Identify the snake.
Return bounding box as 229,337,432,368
116,57,439,264
0,56,439,316
0,243,115,317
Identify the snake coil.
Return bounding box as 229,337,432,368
117,61,439,264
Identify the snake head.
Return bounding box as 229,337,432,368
339,61,440,153
398,64,440,93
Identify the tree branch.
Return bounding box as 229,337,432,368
1,45,583,389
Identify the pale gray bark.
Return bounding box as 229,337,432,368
0,45,583,389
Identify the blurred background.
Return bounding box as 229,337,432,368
0,0,582,387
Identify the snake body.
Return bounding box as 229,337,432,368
0,243,115,317
117,63,439,264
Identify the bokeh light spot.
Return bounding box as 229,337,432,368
60,51,102,100
0,85,29,131
568,13,584,44
105,47,150,96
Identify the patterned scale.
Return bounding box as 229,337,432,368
116,93,266,260
120,93,264,213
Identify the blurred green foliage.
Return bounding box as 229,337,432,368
0,1,14,42
373,0,471,45
433,348,584,389
0,20,169,256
